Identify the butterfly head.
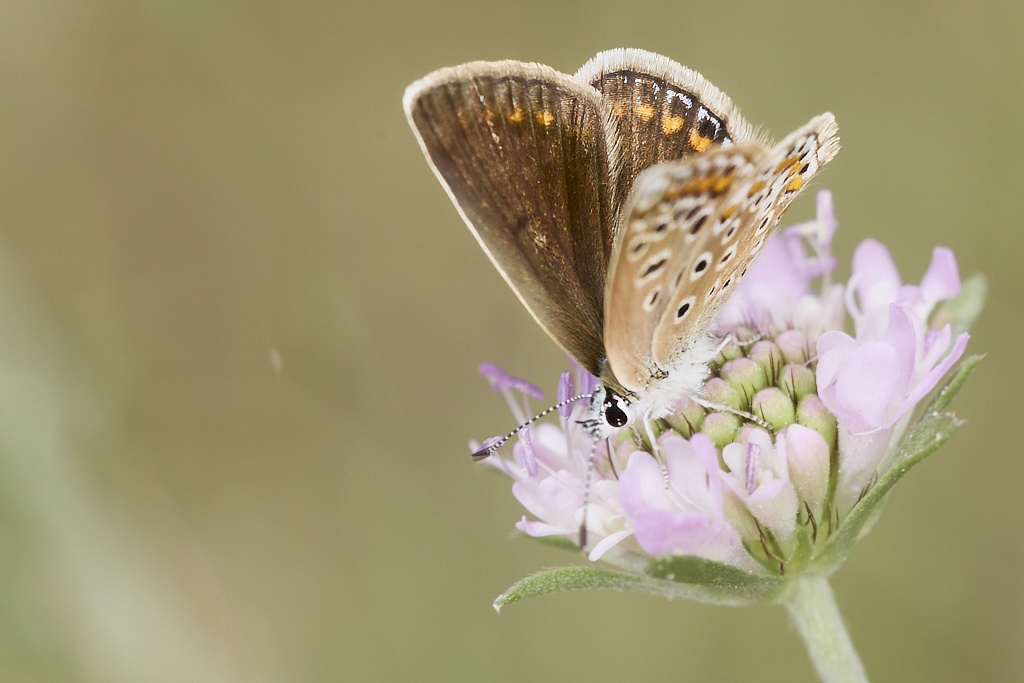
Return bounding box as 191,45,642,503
585,384,634,439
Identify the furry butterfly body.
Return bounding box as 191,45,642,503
404,49,839,442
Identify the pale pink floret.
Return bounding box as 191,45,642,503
782,424,831,518
497,422,587,536
619,434,759,571
817,242,969,512
721,428,799,549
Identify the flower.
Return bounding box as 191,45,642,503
816,240,970,513
720,427,800,554
474,190,978,595
619,433,758,571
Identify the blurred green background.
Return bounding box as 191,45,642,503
0,1,1019,681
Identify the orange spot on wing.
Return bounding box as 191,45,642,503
747,179,767,197
774,155,801,174
635,104,657,121
688,129,713,152
508,108,525,123
787,176,805,192
661,115,685,134
680,177,711,194
534,110,555,127
680,173,734,196
712,174,734,194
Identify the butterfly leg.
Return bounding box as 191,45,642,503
578,436,600,551
638,416,672,487
717,331,764,355
690,395,774,433
707,334,773,431
578,436,621,550
716,334,735,355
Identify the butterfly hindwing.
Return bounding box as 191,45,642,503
404,61,617,375
603,144,765,390
650,112,840,367
604,114,839,390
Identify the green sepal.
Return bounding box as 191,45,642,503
925,353,982,414
814,355,980,572
645,555,788,603
932,273,986,335
790,522,816,569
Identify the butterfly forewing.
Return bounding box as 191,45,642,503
574,49,758,208
404,62,617,375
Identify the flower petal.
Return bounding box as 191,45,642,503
588,529,634,561
783,425,830,513
889,330,970,425
818,339,902,432
479,362,543,399
920,247,961,304
557,371,575,419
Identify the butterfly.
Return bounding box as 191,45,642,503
404,48,839,455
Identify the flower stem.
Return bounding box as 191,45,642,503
784,576,867,683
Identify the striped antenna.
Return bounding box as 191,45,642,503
471,393,592,461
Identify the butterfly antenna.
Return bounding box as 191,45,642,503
471,394,592,461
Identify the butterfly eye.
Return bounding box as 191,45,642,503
603,393,630,428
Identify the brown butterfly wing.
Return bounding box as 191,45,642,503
404,61,618,375
575,48,759,208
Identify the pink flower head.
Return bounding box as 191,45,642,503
473,190,976,579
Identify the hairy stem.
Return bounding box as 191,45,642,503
784,576,868,683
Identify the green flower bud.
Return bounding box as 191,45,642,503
752,387,797,430
702,411,741,449
720,357,768,399
781,364,817,402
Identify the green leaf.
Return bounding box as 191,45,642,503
924,354,983,414
494,557,789,611
493,567,664,611
789,523,816,569
814,356,980,572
